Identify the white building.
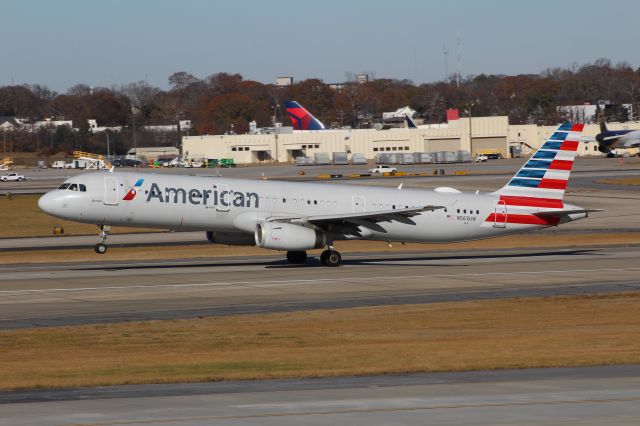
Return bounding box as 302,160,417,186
184,115,640,164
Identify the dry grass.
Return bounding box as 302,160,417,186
1,231,640,264
0,293,639,391
597,177,640,186
0,194,155,238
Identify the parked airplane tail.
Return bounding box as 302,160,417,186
405,114,417,129
284,101,326,130
596,103,609,133
494,122,584,203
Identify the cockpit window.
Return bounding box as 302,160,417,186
57,183,86,191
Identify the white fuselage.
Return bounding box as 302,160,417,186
38,171,585,247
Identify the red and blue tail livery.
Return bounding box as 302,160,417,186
284,101,326,130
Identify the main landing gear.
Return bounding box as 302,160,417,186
320,247,341,267
94,225,110,254
285,247,342,266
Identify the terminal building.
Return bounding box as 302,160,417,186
182,114,639,165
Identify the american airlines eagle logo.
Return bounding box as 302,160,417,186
122,178,145,201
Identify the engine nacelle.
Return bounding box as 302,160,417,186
255,222,326,251
205,231,255,246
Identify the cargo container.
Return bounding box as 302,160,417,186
435,151,457,163
413,152,435,164
400,153,415,164
351,153,367,165
295,156,313,166
332,152,349,165
456,150,472,163
509,145,522,158
313,152,331,165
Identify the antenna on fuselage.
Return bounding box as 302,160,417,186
397,183,403,190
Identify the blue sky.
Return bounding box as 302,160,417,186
2,0,639,91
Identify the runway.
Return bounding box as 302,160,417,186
1,245,639,329
1,365,639,425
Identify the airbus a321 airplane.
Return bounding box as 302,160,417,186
39,123,596,266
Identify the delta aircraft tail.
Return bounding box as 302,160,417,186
284,101,326,130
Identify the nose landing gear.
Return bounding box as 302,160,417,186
94,225,110,254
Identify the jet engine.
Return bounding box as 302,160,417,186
254,222,326,251
206,231,255,246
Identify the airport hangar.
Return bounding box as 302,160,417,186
182,115,639,165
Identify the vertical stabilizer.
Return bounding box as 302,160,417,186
284,101,326,130
494,122,584,201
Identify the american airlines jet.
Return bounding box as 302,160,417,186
38,123,596,266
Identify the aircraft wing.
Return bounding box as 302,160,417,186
277,205,444,225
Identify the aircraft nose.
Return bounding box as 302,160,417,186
38,191,64,217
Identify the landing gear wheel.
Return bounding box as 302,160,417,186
94,243,107,254
286,250,308,264
320,250,341,267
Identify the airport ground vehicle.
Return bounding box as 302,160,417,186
475,154,488,162
369,165,397,174
1,172,26,181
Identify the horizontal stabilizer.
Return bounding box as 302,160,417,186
533,208,603,218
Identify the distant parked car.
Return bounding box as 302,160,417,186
112,158,146,167
369,165,397,174
1,172,26,182
475,154,488,162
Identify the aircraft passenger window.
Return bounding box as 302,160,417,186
307,200,311,204
476,210,479,214
392,205,395,209
79,184,86,192
58,183,70,190
232,147,237,151
405,146,409,150
315,144,319,148
373,148,378,151
333,201,337,206
457,209,460,213
464,209,467,214
314,200,317,205
283,198,286,203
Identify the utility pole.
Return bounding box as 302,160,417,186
443,44,449,83
456,37,461,87
468,103,474,153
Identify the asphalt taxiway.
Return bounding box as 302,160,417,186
1,245,639,329
1,365,639,425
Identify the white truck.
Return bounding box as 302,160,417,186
1,172,26,182
369,165,397,174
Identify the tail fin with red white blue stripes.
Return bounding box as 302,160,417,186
494,122,584,201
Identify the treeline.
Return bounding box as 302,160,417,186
1,58,639,155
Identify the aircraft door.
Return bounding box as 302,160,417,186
352,195,365,213
493,199,507,228
104,177,118,205
217,184,230,212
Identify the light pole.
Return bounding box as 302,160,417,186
106,132,110,157
467,103,474,154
